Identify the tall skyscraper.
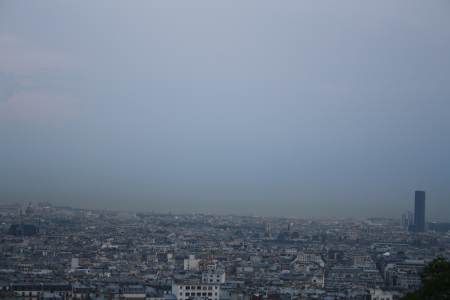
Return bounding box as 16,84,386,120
414,190,426,232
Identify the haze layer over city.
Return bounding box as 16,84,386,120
1,1,450,219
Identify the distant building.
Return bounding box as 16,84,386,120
8,224,39,236
352,255,373,268
265,223,272,238
402,211,414,229
202,269,226,284
293,252,325,267
71,257,80,270
428,222,450,233
0,203,21,216
384,260,425,290
10,283,71,299
369,289,395,300
184,255,200,271
414,191,426,232
172,283,220,300
121,285,146,299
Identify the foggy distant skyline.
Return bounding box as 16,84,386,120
1,1,450,220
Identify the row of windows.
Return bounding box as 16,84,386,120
182,286,218,290
19,292,67,296
180,292,217,297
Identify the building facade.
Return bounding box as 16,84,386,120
414,191,426,232
172,283,220,300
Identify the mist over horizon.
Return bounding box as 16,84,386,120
1,1,450,221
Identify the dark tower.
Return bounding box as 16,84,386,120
414,191,426,232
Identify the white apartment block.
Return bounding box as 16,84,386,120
172,283,220,300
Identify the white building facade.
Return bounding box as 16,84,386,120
183,255,200,271
172,283,220,300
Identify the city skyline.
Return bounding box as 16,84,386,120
0,189,437,223
1,199,448,300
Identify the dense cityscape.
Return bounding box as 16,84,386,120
1,192,449,300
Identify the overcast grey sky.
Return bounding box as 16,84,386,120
1,1,450,219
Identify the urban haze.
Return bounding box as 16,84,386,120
1,1,450,219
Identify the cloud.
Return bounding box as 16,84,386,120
0,72,20,102
0,34,80,121
0,34,73,74
0,90,80,123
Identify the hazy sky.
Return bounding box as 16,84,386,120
1,1,450,219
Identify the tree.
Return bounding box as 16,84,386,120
402,257,450,300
